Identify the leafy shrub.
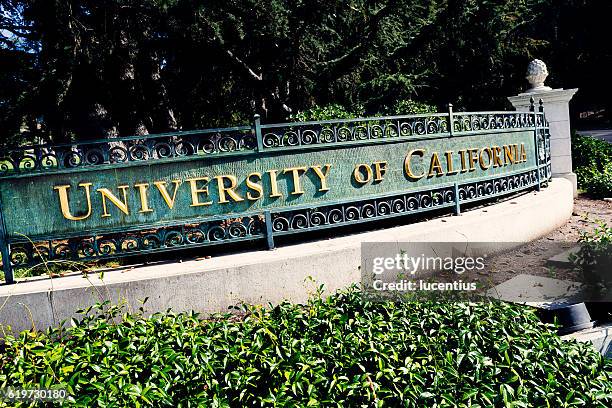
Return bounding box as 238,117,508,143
289,104,362,122
576,163,612,199
0,287,611,407
288,100,437,123
385,99,437,116
571,220,612,299
571,132,612,170
572,133,612,197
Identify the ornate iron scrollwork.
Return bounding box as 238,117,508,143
0,128,256,176
9,215,265,268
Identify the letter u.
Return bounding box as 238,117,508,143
54,183,93,221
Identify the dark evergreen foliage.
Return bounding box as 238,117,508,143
0,1,609,145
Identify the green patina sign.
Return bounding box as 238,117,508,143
0,109,551,283
3,132,533,237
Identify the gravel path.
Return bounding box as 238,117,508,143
479,195,612,286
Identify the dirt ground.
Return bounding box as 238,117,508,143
473,195,612,286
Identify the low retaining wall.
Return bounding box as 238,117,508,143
0,179,573,333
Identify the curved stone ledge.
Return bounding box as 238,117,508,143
0,179,573,333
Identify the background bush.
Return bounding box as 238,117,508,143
1,287,610,407
290,99,437,122
576,164,612,199
572,133,612,170
572,133,612,198
384,99,437,116
289,104,362,122
571,220,612,301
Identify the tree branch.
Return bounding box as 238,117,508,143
223,47,262,81
316,2,395,80
202,15,263,82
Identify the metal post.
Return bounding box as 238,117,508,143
0,202,14,284
448,103,454,137
453,182,461,216
264,210,275,250
253,114,263,152
532,98,541,191
538,98,550,182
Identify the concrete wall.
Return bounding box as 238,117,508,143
0,179,574,334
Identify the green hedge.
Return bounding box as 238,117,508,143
571,220,612,301
572,133,612,198
289,104,361,122
1,287,611,407
290,100,437,122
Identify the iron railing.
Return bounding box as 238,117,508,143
0,99,551,284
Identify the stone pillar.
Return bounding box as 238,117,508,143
507,60,578,196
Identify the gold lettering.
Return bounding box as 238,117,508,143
215,175,244,203
467,148,479,171
513,144,519,163
311,164,331,192
428,152,444,177
458,149,468,172
283,166,308,195
354,163,373,184
372,161,387,182
185,177,212,207
246,172,263,201
54,183,93,221
404,149,425,180
153,180,182,209
98,186,130,217
267,170,282,198
445,151,457,175
520,143,527,162
492,146,503,167
479,147,492,170
504,145,515,164
134,183,153,213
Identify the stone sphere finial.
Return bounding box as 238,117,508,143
526,59,551,92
